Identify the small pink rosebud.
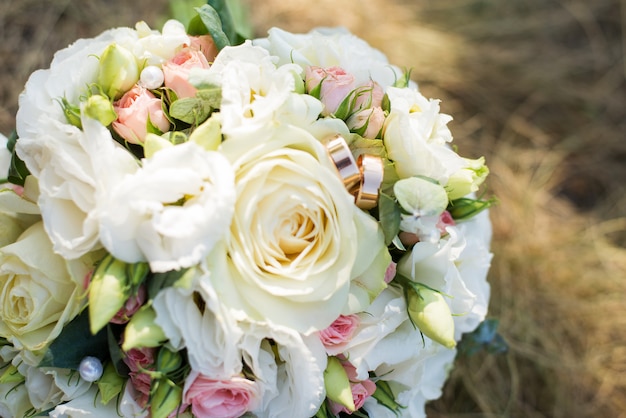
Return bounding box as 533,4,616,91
437,210,456,234
346,106,385,138
112,85,170,144
163,48,211,99
384,261,397,284
110,285,147,324
319,314,360,353
305,66,356,116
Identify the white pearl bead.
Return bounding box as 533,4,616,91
79,356,104,382
139,66,164,89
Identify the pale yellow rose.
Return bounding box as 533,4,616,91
208,125,389,334
0,222,97,352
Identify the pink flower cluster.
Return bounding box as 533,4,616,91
305,66,385,138
112,35,216,144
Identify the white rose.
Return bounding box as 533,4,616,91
383,86,465,184
98,141,235,272
0,222,97,351
254,27,404,88
209,124,388,334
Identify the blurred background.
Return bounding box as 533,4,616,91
1,0,624,416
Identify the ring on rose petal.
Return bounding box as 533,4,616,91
355,154,384,210
324,135,361,192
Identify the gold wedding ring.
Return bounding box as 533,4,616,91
324,135,361,192
355,154,383,210
324,134,384,210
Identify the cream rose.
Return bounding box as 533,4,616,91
209,125,388,334
0,222,96,351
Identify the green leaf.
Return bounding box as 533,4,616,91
371,379,405,414
168,0,206,27
447,196,496,221
98,361,125,405
7,131,30,187
169,97,213,125
195,86,222,109
378,193,401,246
207,0,252,44
393,176,448,217
188,5,231,51
39,310,109,369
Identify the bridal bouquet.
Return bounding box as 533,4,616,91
0,3,494,417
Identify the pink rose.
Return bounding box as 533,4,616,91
190,35,219,62
123,347,157,406
437,210,456,234
319,314,359,354
328,361,377,415
305,66,356,116
384,261,397,284
112,85,170,144
346,106,386,138
353,81,384,110
111,285,147,324
163,48,211,99
183,372,261,418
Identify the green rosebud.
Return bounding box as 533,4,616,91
122,304,166,351
88,254,131,335
156,347,183,376
189,114,222,151
97,362,125,405
83,95,117,126
371,379,404,414
150,378,183,418
407,284,456,349
0,364,24,384
60,97,82,129
323,356,355,412
98,43,139,100
445,157,489,200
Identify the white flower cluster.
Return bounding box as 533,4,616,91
0,12,492,418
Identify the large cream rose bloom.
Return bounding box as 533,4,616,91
0,222,97,352
207,125,389,334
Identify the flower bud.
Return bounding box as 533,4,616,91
83,95,117,126
60,97,82,129
445,157,489,200
88,254,131,335
156,347,183,376
189,114,222,151
122,305,167,351
0,364,24,384
98,43,139,100
150,378,183,418
407,284,456,349
323,356,355,412
97,361,126,405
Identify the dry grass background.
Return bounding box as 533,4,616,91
1,0,625,416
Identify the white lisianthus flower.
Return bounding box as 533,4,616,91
383,86,465,185
21,365,92,413
153,274,244,379
0,346,32,418
0,222,99,352
133,19,190,66
209,124,388,334
397,215,492,339
254,27,404,88
16,117,138,259
0,133,11,185
202,41,321,137
98,141,235,272
238,321,327,418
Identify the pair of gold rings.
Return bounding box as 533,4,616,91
325,135,383,210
